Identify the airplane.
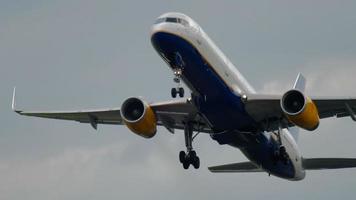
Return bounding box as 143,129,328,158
12,12,356,181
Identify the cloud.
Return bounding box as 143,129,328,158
259,58,356,95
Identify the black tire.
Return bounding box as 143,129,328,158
193,156,200,169
179,151,186,163
189,151,196,158
179,87,184,97
183,160,190,169
171,88,177,98
188,151,196,164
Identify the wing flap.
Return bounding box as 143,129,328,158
208,162,263,173
303,158,356,170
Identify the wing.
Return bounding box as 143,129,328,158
12,89,211,132
303,158,356,170
15,108,123,129
208,162,263,173
244,94,356,131
151,100,212,133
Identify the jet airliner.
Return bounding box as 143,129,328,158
13,12,356,181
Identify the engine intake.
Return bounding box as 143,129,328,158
281,90,319,131
121,97,157,138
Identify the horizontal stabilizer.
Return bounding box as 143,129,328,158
303,158,356,170
208,162,263,173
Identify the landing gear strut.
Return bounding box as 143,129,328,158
179,122,200,169
171,68,184,98
272,127,290,165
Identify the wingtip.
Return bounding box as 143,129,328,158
293,73,307,92
12,87,16,110
297,73,306,81
12,87,21,113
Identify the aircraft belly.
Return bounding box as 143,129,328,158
237,133,297,179
151,32,256,131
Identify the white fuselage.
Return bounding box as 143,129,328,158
151,12,305,180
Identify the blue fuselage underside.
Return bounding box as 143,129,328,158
151,32,295,179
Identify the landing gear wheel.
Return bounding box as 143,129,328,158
179,151,185,163
171,88,177,98
178,87,184,97
172,67,184,98
183,160,190,169
192,156,200,169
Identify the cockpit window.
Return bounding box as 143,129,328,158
154,18,166,24
154,17,189,26
166,17,178,23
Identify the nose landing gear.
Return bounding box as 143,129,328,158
171,88,184,98
171,69,185,98
171,52,185,98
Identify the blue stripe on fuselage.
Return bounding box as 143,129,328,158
239,133,296,179
151,32,257,132
151,31,296,179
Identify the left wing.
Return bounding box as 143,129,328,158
12,88,212,132
303,158,356,170
208,158,356,173
15,108,123,129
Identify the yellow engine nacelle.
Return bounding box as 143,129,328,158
281,90,320,131
120,97,157,138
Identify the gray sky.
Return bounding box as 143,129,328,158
1,0,356,199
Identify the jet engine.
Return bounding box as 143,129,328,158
120,97,157,138
280,90,319,131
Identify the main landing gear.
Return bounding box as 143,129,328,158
171,68,184,98
179,122,200,169
272,127,290,165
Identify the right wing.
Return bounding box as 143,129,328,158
13,88,212,132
